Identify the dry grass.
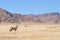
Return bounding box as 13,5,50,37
0,23,60,40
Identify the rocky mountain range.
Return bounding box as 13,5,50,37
0,8,60,23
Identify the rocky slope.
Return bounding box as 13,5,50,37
0,8,60,23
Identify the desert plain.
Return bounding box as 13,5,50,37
0,23,60,40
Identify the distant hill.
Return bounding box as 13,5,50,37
0,8,60,23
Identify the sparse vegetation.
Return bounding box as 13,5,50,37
0,23,60,40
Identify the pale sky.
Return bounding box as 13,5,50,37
0,0,60,15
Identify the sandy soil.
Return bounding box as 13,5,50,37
0,23,60,40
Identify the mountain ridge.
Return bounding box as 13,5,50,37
0,8,60,23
